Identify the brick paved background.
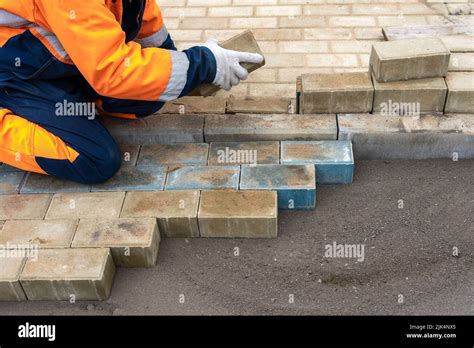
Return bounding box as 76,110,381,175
159,0,473,98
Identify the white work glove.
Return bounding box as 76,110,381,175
202,38,264,91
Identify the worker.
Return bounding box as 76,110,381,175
0,0,263,184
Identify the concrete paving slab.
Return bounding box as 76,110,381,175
240,164,316,210
444,72,474,113
102,114,204,145
72,218,160,267
159,96,227,114
0,164,22,172
0,171,25,195
46,192,125,219
119,144,140,166
121,190,200,238
20,248,115,301
205,114,337,142
449,53,474,72
20,173,90,194
208,141,279,165
166,166,240,190
372,75,448,113
190,30,265,97
227,96,291,114
198,190,278,238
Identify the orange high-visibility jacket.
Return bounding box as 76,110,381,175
0,0,216,101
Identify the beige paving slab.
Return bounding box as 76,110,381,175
121,190,200,238
301,72,374,114
159,96,227,114
46,192,125,220
72,218,160,267
0,194,52,220
205,114,337,142
449,53,474,71
445,72,474,113
226,96,291,114
338,113,474,160
208,141,280,165
370,38,450,82
138,143,209,166
20,248,115,301
119,144,140,166
102,114,204,145
20,173,91,194
372,75,448,113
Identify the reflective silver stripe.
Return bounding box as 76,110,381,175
33,25,71,61
136,26,168,48
160,51,189,101
0,10,30,28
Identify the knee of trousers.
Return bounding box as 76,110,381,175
35,134,122,185
74,141,122,184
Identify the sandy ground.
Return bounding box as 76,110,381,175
1,159,472,316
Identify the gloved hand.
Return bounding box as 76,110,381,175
202,38,264,91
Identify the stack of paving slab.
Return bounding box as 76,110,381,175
297,35,473,160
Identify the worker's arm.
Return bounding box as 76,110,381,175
137,0,176,51
33,0,215,101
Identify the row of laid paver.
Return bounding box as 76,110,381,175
92,140,353,186
0,215,159,268
190,30,266,97
339,113,474,160
0,189,280,301
2,112,472,197
157,95,295,115
204,113,337,142
122,190,278,238
0,190,279,240
300,71,473,114
3,139,353,195
104,114,469,163
369,38,451,82
102,113,338,145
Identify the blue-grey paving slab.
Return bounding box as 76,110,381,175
338,113,474,160
240,164,316,210
138,143,209,166
20,173,91,194
119,144,140,166
208,142,280,165
204,114,337,142
91,166,166,192
281,141,354,184
166,166,240,190
0,171,26,195
0,163,22,172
